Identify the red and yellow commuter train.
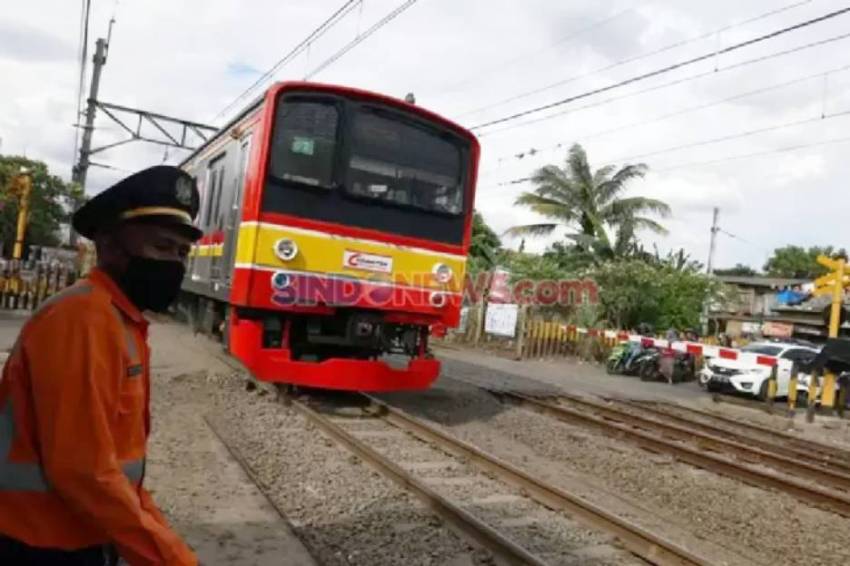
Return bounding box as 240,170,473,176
179,82,480,391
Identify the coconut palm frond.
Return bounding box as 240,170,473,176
629,216,669,235
503,223,560,238
592,164,617,187
595,163,648,203
566,143,594,190
602,197,671,223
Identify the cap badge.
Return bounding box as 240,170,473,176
175,177,193,206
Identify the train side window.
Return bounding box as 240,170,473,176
212,163,225,228
204,154,226,228
269,100,338,189
203,169,217,227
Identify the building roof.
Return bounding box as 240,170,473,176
717,275,809,288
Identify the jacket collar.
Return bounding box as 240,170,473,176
87,267,146,325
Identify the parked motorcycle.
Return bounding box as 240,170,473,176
606,342,630,374
640,349,694,384
606,342,646,375
605,342,640,375
625,347,659,376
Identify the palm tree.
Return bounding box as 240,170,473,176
506,143,670,258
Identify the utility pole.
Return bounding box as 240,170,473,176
70,37,108,246
706,207,719,275
67,35,216,247
702,207,720,337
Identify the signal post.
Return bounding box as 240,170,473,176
813,255,849,410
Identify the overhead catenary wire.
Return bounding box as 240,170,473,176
304,0,421,80
607,107,850,163
454,0,813,120
469,6,850,131
434,4,639,97
493,62,850,165
653,134,850,172
479,30,850,139
212,0,362,121
476,133,850,193
485,108,850,189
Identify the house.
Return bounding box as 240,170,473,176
709,275,849,340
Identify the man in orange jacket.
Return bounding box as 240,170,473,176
0,166,201,565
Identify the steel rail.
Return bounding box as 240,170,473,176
551,394,850,491
652,400,850,465
286,393,550,566
616,399,850,474
362,394,709,566
503,393,850,518
203,414,317,555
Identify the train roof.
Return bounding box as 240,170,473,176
182,81,478,167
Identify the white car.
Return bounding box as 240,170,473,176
701,341,819,399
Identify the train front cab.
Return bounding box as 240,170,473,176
225,83,479,392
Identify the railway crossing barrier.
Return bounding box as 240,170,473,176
0,262,77,312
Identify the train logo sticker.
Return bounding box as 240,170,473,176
343,250,393,274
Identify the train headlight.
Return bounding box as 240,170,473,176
271,271,292,290
429,292,448,308
432,263,453,283
274,238,299,261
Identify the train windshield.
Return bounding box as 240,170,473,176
265,95,471,245
346,108,464,215
268,101,339,189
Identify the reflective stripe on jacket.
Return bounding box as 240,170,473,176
0,268,196,566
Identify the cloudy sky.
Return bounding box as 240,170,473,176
2,0,849,270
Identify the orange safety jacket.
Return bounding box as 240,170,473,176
0,268,197,566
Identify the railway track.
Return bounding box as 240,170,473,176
555,393,850,490
637,400,850,468
287,390,707,566
207,347,713,565
497,391,850,517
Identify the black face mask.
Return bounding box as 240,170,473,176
117,255,186,312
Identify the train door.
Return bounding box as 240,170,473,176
205,154,226,286
220,135,252,289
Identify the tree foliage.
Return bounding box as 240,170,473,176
763,245,847,279
468,210,502,275
587,257,722,331
0,155,83,257
714,263,758,277
507,143,670,259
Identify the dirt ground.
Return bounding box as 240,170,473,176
5,309,850,565
146,323,316,565
435,343,850,450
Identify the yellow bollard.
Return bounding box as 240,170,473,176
821,371,837,411
765,365,778,413
787,364,799,416
806,370,820,423
837,377,848,419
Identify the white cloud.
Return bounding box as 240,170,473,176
1,0,849,269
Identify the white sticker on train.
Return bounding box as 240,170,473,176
343,250,393,273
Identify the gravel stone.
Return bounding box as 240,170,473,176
380,376,850,566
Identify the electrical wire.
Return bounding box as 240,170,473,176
608,107,850,163
493,62,850,164
470,6,850,131
304,0,421,80
434,4,638,97
212,0,362,121
72,0,92,165
485,109,850,188
455,0,813,120
652,134,850,172
478,30,850,138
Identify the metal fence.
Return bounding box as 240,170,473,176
0,261,78,311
